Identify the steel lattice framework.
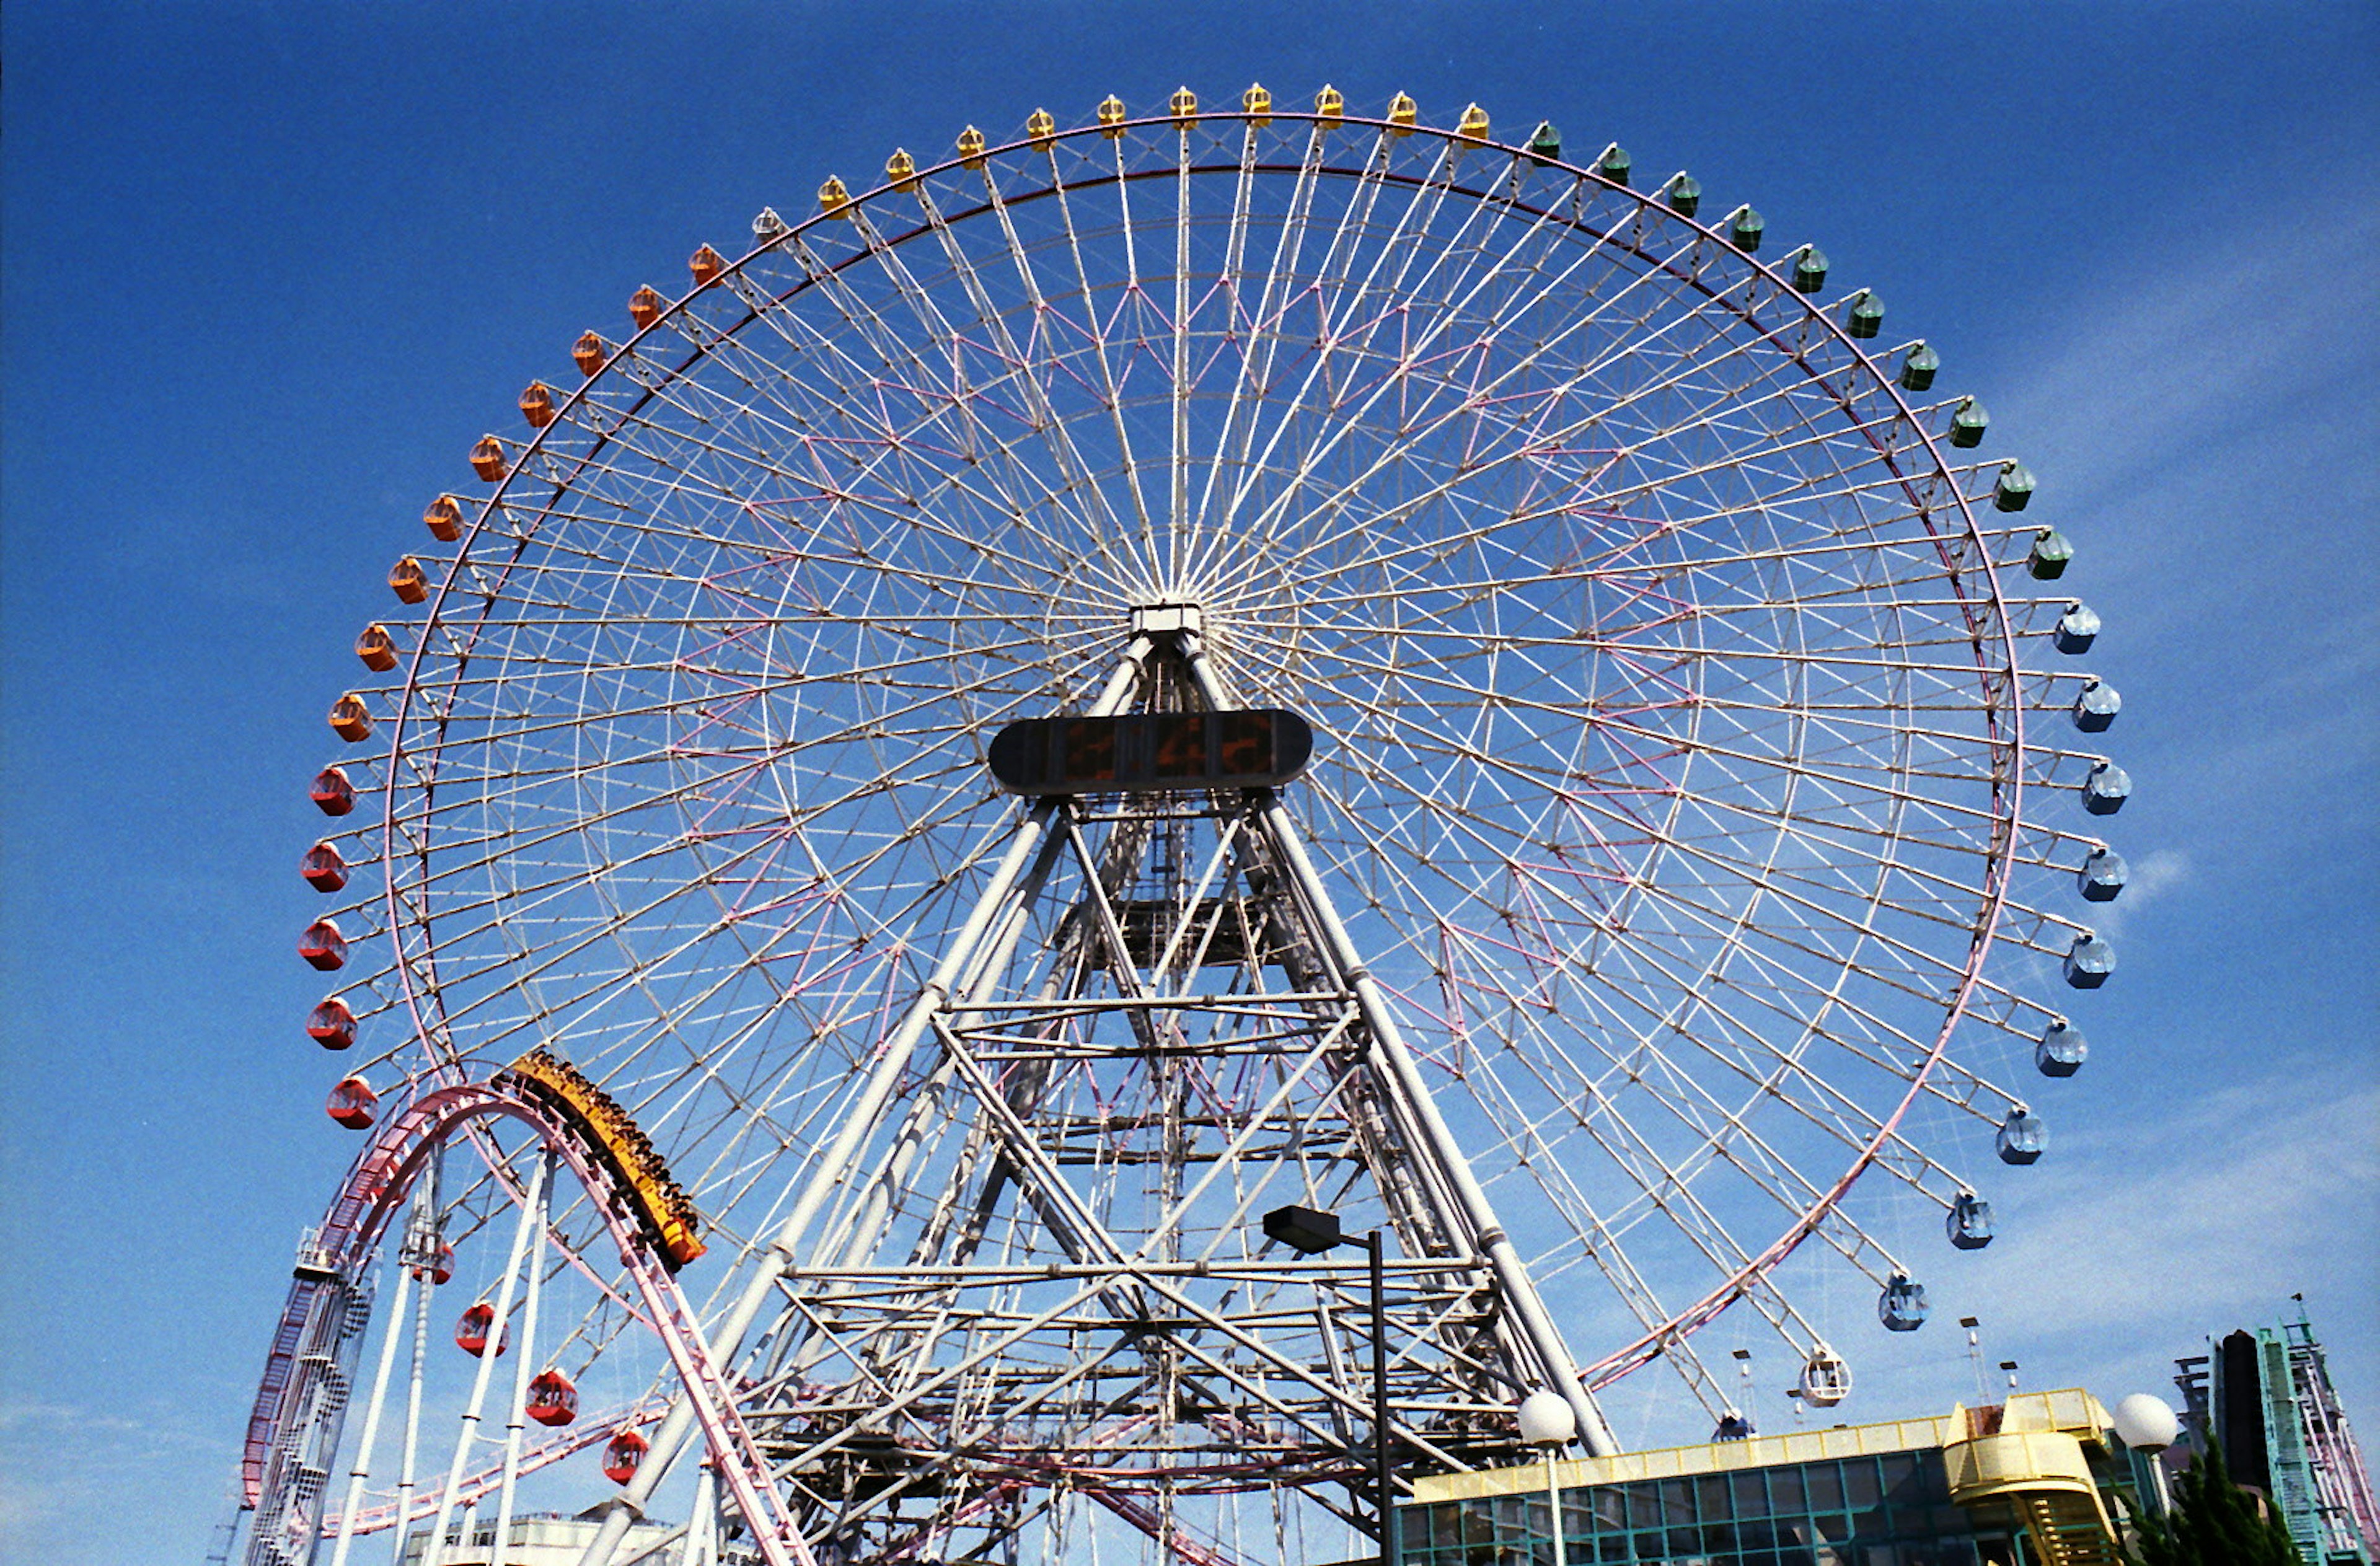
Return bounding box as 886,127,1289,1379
235,87,2131,1566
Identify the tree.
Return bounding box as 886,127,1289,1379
2128,1436,2303,1566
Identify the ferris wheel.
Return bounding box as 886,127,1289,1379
238,84,2131,1566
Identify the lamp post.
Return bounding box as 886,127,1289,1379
1263,1205,1392,1566
1516,1389,1577,1566
2113,1393,2182,1519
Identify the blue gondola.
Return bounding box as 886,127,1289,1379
2054,602,2100,654
2064,933,2116,989
2082,760,2131,816
2077,848,2127,903
1997,1107,2045,1164
1879,1273,1929,1332
2035,1022,2087,1077
2071,679,2120,732
1946,1191,1994,1249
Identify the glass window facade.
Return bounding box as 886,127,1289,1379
1401,1449,2016,1566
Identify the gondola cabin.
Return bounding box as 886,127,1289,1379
527,1370,578,1426
1997,1107,2046,1164
389,556,430,605
469,435,508,482
455,1300,509,1358
311,766,356,816
2063,933,2115,989
325,1075,376,1129
422,494,464,542
355,623,398,672
300,919,349,971
688,245,725,286
1946,1191,1994,1250
573,332,608,378
328,693,373,743
518,381,557,429
601,1428,650,1485
413,1241,454,1287
301,842,349,892
628,286,663,328
1799,1348,1851,1407
2035,1022,2087,1078
1879,1273,1929,1332
307,996,356,1050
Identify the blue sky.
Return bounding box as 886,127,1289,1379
1,2,2373,1560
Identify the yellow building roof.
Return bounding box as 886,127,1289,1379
1411,1388,2114,1504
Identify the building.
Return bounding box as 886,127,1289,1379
1399,1389,2154,1566
396,1511,679,1565
2174,1310,2379,1566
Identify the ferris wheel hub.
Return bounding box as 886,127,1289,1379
1129,600,1204,637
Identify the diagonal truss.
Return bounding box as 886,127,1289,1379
579,627,1610,1562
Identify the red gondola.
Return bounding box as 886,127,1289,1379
455,1300,509,1358
526,1368,579,1427
310,766,356,816
300,918,349,971
301,842,349,892
601,1427,649,1485
325,1075,377,1129
307,996,356,1050
411,1241,454,1286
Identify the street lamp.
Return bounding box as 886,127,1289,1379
1263,1205,1392,1566
1516,1389,1576,1566
2113,1393,2182,1518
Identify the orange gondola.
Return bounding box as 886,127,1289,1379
628,286,663,328
355,623,398,672
519,381,557,429
422,494,464,541
301,842,349,892
688,245,725,286
469,435,508,482
389,557,429,605
572,331,608,377
307,996,356,1050
325,1075,376,1129
328,693,373,742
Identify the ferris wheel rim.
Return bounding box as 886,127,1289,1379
298,96,2104,1493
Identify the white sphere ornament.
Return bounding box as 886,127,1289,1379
1517,1389,1579,1448
2112,1393,2180,1452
